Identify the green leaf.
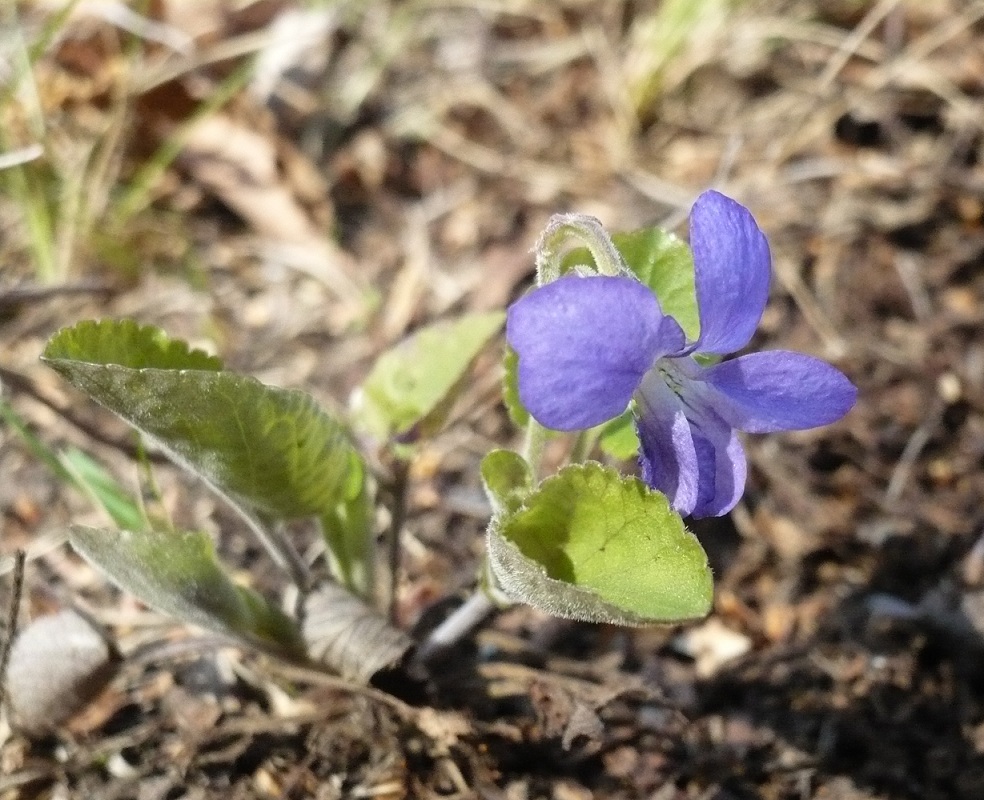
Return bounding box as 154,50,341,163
318,452,375,599
562,228,699,340
353,311,505,439
487,462,712,624
480,449,533,518
43,319,371,595
0,400,145,531
614,228,698,339
0,398,74,486
44,318,222,371
70,525,305,658
42,320,361,521
597,411,639,461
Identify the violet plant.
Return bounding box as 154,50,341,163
30,190,855,684
506,191,857,518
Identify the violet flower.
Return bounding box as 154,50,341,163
506,190,857,518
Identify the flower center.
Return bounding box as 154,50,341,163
655,358,688,395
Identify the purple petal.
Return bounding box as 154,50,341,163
701,351,858,433
691,190,771,355
635,372,699,515
687,412,747,518
507,275,683,430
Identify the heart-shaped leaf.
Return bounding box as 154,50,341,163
487,462,712,624
352,311,505,440
70,525,305,658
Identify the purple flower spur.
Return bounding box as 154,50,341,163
506,190,857,518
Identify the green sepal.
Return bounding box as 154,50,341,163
562,227,699,340
597,411,640,461
501,345,530,430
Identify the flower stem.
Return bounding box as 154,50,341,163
224,498,311,593
521,418,547,479
534,213,630,285
569,428,599,464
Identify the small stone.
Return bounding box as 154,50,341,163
552,780,592,800
937,372,962,403
6,609,120,735
672,618,752,677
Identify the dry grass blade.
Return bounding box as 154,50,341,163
0,144,43,170
817,0,903,90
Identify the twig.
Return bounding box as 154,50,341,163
0,144,43,171
267,661,418,721
817,0,902,91
769,259,849,361
0,550,27,712
0,281,115,312
893,253,933,322
872,0,984,87
884,397,945,505
413,591,496,667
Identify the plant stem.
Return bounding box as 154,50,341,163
534,213,630,285
385,459,410,624
231,502,311,593
521,419,547,479
569,429,598,464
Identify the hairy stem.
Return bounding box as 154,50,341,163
521,418,547,480
568,429,598,465
534,213,630,285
